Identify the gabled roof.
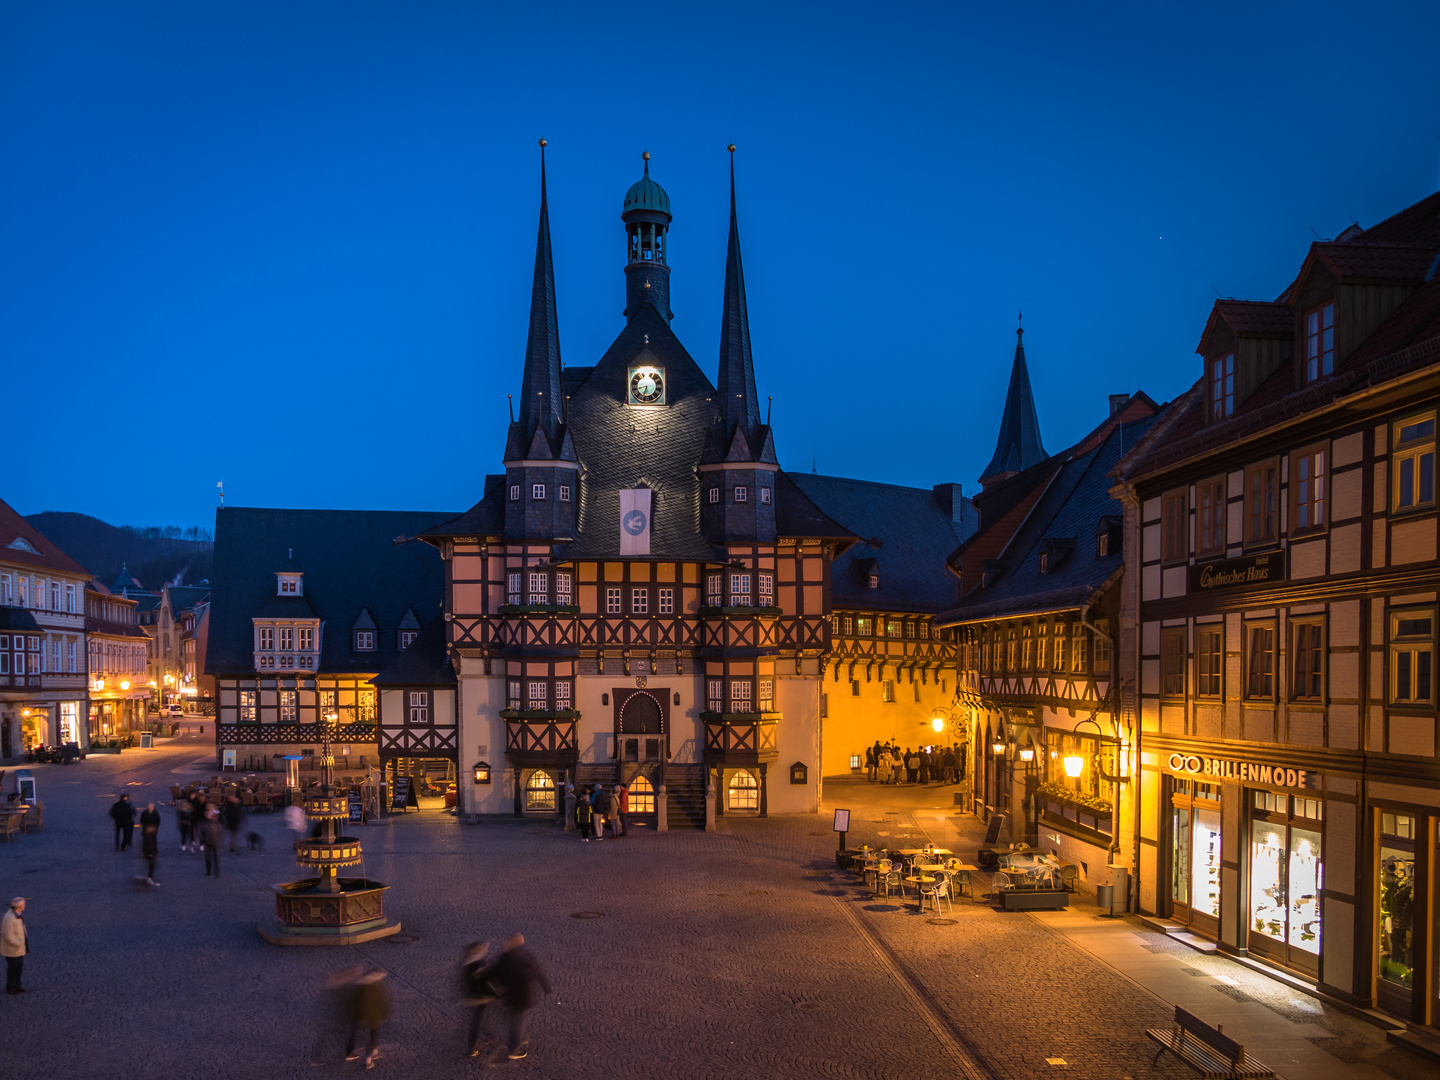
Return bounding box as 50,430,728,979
1196,300,1293,355
0,497,92,578
420,484,506,542
981,325,1049,483
207,507,452,677
372,616,456,687
790,474,975,613
165,584,212,615
939,412,1162,625
552,303,726,561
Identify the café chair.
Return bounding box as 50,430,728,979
920,872,951,914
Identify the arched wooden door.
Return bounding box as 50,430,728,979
615,688,668,764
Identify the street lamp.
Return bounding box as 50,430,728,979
1019,747,1035,763
1063,753,1085,778
931,716,945,733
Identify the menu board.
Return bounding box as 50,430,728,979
390,776,410,811
347,790,363,823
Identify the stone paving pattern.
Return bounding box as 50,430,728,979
0,736,1428,1080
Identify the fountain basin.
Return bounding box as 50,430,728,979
258,878,401,946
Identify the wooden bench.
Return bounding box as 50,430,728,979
1145,1006,1274,1079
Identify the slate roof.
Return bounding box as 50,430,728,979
166,584,212,615
207,507,453,677
372,615,456,687
0,497,92,577
0,607,42,633
981,327,1049,482
790,474,975,613
939,413,1161,625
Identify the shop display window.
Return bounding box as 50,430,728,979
1171,807,1190,906
1192,808,1222,919
1378,814,1415,991
1170,781,1221,925
1249,792,1323,964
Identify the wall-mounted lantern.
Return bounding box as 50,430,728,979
790,761,808,785
473,761,492,785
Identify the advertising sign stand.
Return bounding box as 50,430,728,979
833,808,850,855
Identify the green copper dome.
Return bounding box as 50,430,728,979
623,153,671,217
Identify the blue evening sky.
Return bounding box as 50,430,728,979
5,1,1440,530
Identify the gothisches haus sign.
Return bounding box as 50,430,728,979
1188,551,1282,594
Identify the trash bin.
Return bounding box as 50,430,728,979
1095,883,1114,912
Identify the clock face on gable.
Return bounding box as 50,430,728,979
628,365,666,406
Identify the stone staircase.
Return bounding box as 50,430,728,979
576,762,618,787
665,764,708,829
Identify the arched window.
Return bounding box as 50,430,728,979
628,775,656,814
728,770,759,811
524,771,556,812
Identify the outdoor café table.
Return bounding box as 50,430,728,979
896,848,952,857
999,852,1060,886
916,862,945,874
904,875,937,912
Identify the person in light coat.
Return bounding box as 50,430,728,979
2,897,28,994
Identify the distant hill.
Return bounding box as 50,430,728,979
24,512,213,592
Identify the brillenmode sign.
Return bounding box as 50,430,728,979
1165,752,1319,790
1189,552,1281,593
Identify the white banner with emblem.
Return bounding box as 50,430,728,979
619,488,652,556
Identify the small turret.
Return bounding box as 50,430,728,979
980,314,1049,488
622,152,673,321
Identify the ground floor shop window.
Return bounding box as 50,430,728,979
728,770,759,811
524,771,556,812
59,701,79,744
1378,813,1416,998
1249,791,1322,968
1170,781,1221,926
628,775,655,813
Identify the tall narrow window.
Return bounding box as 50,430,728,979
1304,301,1335,382
554,681,572,710
631,588,648,615
1036,625,1049,670
605,587,622,614
1071,624,1087,674
558,485,571,502
706,574,722,606
1197,478,1226,556
707,679,723,712
758,678,774,711
1020,627,1033,670
555,572,572,606
239,690,257,724
1246,624,1275,699
279,690,297,724
1211,353,1234,420
1394,415,1436,512
1292,447,1327,533
730,574,752,606
730,679,752,712
1245,462,1278,544
528,681,548,709
298,627,314,651
758,573,774,607
1292,621,1324,701
507,680,522,709
528,571,547,605
658,587,674,614
258,627,274,651
1161,489,1188,563
1197,626,1222,697
408,691,429,724
1390,610,1434,705
1161,628,1186,697
1093,619,1111,676
1053,628,1067,672
507,572,522,605
279,627,293,651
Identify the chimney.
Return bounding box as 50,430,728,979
1109,394,1129,417
932,482,967,525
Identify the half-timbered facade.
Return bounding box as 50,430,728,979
0,498,91,759
940,328,1164,893
207,508,449,773
788,474,973,774
420,148,854,822
85,582,152,739
1112,190,1440,1033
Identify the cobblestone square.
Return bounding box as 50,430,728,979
0,735,1424,1080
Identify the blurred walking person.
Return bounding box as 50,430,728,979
176,799,192,854
458,941,499,1057
345,967,391,1068
139,803,162,885
201,807,224,877
222,795,243,854
310,966,362,1065
490,933,551,1061
109,794,135,851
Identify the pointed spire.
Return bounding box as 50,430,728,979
717,144,760,446
980,313,1049,486
517,138,564,449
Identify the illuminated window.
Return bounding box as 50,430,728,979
758,678,774,711
628,775,656,813
524,771,556,812
842,616,853,635
239,690,257,724
1071,624,1087,674
280,690,297,724
882,680,895,703
1036,625,1048,670
728,770,759,811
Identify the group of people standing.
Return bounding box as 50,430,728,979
570,781,627,841
865,741,966,786
109,790,244,884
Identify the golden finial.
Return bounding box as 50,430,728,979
642,151,650,161
539,138,547,148
728,143,736,153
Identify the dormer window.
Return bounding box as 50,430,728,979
868,574,879,589
1039,551,1049,574
277,574,302,595
1211,353,1234,420
1096,532,1108,558
354,630,375,651
1304,301,1335,383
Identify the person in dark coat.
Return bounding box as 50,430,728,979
575,788,593,842
458,941,498,1056
605,787,624,838
188,793,207,852
589,785,606,842
918,750,932,785
201,808,224,877
344,967,391,1068
942,747,957,785
222,795,243,853
864,744,877,781
109,794,135,851
139,803,162,885
490,934,551,1061
176,800,192,853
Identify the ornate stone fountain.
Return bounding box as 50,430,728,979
259,713,400,946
